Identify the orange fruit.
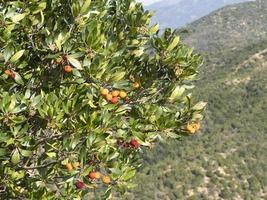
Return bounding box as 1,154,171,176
100,88,109,96
133,82,140,88
65,163,73,171
4,70,12,76
102,175,111,184
64,65,72,73
119,91,127,99
111,90,120,97
106,94,113,101
186,122,201,134
88,171,101,180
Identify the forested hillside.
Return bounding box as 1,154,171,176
125,1,267,199
146,0,252,28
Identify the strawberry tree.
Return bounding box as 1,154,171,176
0,0,206,199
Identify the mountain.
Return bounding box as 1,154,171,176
146,0,254,29
124,1,267,199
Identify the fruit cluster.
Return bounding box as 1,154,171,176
64,160,112,190
117,139,140,149
4,69,16,78
100,88,127,104
75,171,111,190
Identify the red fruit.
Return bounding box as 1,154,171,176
130,139,140,149
10,72,16,78
75,180,85,189
110,97,118,104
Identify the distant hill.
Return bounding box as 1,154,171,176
125,1,267,199
146,0,254,29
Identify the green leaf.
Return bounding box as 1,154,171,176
80,0,91,14
150,24,159,34
31,95,42,107
21,150,32,157
11,149,20,164
121,169,136,181
10,50,25,63
14,73,24,85
11,13,27,23
67,55,83,70
0,148,7,156
8,95,16,112
169,85,185,102
192,101,207,111
111,71,126,81
46,152,56,158
167,36,180,52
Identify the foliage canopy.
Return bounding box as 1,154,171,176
0,0,204,199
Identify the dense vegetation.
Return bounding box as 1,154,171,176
0,0,204,199
125,1,267,199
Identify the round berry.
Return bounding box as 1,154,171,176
64,65,72,73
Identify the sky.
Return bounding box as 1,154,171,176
136,0,162,5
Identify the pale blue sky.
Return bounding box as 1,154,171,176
136,0,162,5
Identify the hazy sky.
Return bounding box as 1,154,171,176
136,0,162,5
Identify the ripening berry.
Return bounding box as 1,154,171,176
72,162,80,169
105,94,113,101
111,90,120,97
75,180,85,189
102,175,111,184
186,122,201,134
130,139,140,149
10,72,16,78
119,91,127,99
64,65,72,73
133,82,140,88
4,70,16,78
65,163,73,171
111,97,118,104
4,70,12,76
88,171,101,180
100,88,109,96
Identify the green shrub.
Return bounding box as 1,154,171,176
0,0,204,199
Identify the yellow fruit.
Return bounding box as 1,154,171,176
55,57,62,64
95,172,101,179
106,94,113,101
100,88,109,96
133,82,140,88
186,122,201,134
102,175,111,184
72,162,80,169
65,163,73,171
111,90,120,97
119,91,127,99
